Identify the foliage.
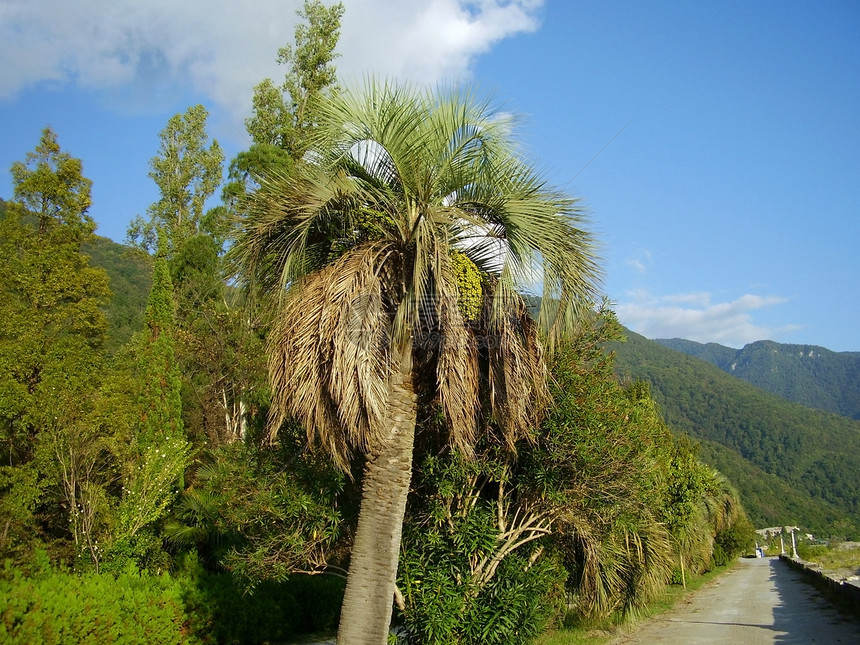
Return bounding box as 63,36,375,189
713,512,755,565
696,439,852,536
0,48,792,645
83,251,191,572
0,464,43,562
244,0,345,157
397,448,565,644
166,436,344,588
534,314,676,619
169,233,268,447
0,130,111,566
0,555,345,645
224,1,345,214
134,252,185,445
450,250,483,322
0,561,190,644
795,540,860,576
232,79,600,467
8,128,93,232
127,105,224,255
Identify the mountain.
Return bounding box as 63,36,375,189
654,338,860,420
84,236,153,352
611,330,860,538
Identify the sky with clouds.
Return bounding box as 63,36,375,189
1,0,858,350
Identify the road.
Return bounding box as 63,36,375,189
611,556,860,644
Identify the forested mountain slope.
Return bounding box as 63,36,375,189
612,330,860,538
84,236,153,351
655,338,860,420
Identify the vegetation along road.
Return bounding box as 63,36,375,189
612,557,860,644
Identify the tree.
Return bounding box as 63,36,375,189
245,0,344,157
127,104,262,448
231,81,599,643
127,105,224,255
98,249,191,570
9,128,94,235
0,128,111,561
224,1,345,212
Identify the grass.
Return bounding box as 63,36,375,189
533,560,739,645
798,542,860,577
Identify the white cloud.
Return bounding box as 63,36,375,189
615,291,798,347
0,0,542,129
625,248,652,274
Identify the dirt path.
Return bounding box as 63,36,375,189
611,557,860,644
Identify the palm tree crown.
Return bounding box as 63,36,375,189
232,80,600,466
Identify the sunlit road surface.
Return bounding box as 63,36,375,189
611,557,860,644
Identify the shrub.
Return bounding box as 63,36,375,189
0,565,189,644
0,558,345,645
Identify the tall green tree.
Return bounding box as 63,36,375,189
98,249,191,570
126,104,257,448
245,0,344,156
127,104,224,255
0,128,111,561
232,81,600,644
224,0,345,213
168,233,267,446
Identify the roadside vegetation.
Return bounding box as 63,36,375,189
536,560,739,645
798,541,860,579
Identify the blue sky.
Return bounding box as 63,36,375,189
1,1,858,351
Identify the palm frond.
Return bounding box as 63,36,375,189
233,79,601,465
267,242,395,469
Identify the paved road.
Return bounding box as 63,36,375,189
611,557,860,644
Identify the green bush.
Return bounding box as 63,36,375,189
0,565,189,644
0,558,345,645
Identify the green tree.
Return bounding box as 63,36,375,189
100,250,191,570
231,80,599,644
127,104,261,449
0,128,111,562
9,128,93,234
127,104,224,255
245,0,344,156
224,1,345,213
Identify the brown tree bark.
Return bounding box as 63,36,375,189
337,346,417,644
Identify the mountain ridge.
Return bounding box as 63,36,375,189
654,337,860,420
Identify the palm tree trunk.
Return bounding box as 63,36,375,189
337,345,417,645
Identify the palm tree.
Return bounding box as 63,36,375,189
231,80,600,644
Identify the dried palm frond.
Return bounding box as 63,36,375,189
266,242,395,469
433,250,481,456
484,288,550,448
